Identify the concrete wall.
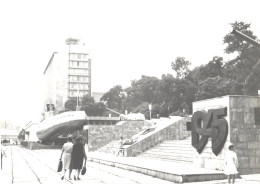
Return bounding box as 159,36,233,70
125,117,191,157
88,120,152,151
192,95,260,174
43,52,68,112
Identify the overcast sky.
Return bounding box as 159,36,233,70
0,0,260,125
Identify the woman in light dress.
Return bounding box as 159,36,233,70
224,143,239,184
60,137,74,180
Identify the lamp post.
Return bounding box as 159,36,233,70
148,104,152,120
119,91,127,112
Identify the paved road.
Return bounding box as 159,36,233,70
1,146,260,184
1,146,173,184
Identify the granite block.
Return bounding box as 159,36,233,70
256,150,260,157
256,158,260,168
238,157,249,165
244,112,255,124
248,142,258,149
238,134,248,142
236,149,244,157
230,111,244,124
250,157,256,168
239,168,252,174
243,149,255,157
248,134,258,142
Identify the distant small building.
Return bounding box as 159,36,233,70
0,129,19,144
23,122,40,142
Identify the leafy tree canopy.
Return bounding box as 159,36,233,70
97,21,260,119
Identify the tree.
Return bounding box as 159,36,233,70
79,94,106,116
64,98,77,111
200,56,224,80
131,102,151,119
224,22,256,54
81,102,106,116
129,75,160,106
195,77,234,101
171,57,191,79
81,95,95,105
223,21,260,95
100,85,123,112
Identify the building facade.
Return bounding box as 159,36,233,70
43,40,91,115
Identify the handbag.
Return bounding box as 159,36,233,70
57,159,63,172
81,166,86,175
81,159,87,175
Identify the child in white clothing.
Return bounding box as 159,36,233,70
224,143,239,184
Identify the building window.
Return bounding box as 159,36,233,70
77,54,81,59
69,91,75,96
83,54,88,60
70,83,81,89
84,84,88,89
69,76,78,81
79,84,83,89
70,53,76,60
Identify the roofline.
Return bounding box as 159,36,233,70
43,52,58,74
193,95,260,104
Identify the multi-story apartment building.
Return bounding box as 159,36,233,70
43,39,91,115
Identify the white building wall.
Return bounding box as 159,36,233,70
43,41,91,115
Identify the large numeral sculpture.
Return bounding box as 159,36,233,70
191,107,228,156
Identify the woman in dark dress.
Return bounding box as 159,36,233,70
71,136,87,180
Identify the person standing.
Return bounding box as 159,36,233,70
60,137,73,180
71,136,87,180
117,136,124,156
224,143,239,184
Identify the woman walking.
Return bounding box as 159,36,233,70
224,143,239,184
71,136,87,180
60,136,73,180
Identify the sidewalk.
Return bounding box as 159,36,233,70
87,151,260,183
0,145,70,184
1,145,260,183
0,145,13,183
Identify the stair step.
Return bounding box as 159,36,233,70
152,145,193,150
145,150,194,155
160,141,191,145
138,157,192,164
140,152,193,159
136,138,195,163
139,154,193,162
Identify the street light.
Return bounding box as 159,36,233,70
119,91,127,112
148,104,152,120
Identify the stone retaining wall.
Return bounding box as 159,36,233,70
88,120,152,151
125,117,191,157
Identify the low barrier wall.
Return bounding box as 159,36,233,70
124,117,191,157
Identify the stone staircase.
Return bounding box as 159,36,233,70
136,138,195,164
96,140,119,154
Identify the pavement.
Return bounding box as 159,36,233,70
1,145,260,184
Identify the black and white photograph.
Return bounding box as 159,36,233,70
1,0,260,183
